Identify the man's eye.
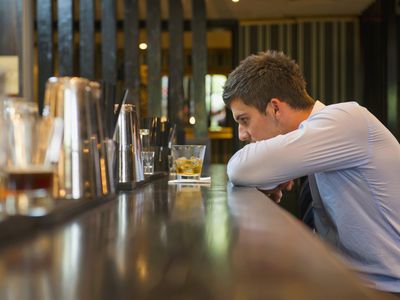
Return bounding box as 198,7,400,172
239,118,248,125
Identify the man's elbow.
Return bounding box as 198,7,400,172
227,161,245,185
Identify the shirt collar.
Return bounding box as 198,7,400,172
298,100,325,129
309,100,325,117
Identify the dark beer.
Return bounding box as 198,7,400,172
6,167,53,191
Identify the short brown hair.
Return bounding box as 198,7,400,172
223,50,315,112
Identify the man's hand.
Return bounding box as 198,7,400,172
257,181,294,203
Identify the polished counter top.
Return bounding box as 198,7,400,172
0,165,392,299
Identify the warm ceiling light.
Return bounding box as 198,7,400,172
232,0,239,2
139,43,147,50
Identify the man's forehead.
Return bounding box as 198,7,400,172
231,99,257,116
231,98,249,111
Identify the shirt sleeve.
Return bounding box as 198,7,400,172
227,103,369,190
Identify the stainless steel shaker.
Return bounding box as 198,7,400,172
43,77,114,199
113,104,144,185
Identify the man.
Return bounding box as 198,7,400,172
223,50,400,294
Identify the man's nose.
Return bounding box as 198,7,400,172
238,125,250,141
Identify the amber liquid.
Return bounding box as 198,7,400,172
6,168,53,191
174,157,203,176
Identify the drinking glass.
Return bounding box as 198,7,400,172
171,145,206,180
142,150,155,175
1,98,62,202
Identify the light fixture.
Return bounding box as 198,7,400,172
139,43,147,50
189,116,196,125
232,0,239,2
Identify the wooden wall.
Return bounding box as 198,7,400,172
238,18,361,106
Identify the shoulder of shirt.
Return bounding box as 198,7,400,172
302,100,366,128
314,101,363,116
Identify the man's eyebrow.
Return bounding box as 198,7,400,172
234,113,247,122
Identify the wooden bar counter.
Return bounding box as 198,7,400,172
0,165,393,299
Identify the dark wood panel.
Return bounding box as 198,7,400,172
385,0,398,138
191,0,208,138
79,0,95,79
101,0,117,84
168,0,184,143
345,22,354,100
57,0,73,76
146,0,162,116
303,22,312,96
249,25,258,54
324,22,333,103
360,1,387,125
16,0,23,96
0,0,18,55
271,24,279,50
124,0,140,109
37,0,53,110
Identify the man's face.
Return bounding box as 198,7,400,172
230,98,282,142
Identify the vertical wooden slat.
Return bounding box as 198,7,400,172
168,0,185,143
319,21,325,101
101,0,117,84
353,20,361,102
80,0,95,79
57,0,73,76
278,24,284,51
340,21,346,101
147,0,161,116
286,24,292,57
238,26,244,60
270,24,278,50
0,0,18,55
249,25,258,54
231,21,239,67
311,21,317,98
124,0,140,109
332,21,338,103
324,22,333,104
244,26,250,58
265,24,271,50
16,0,23,96
297,22,304,74
386,0,398,137
291,23,298,61
303,22,311,95
345,22,354,100
257,25,263,52
191,0,207,138
21,0,34,102
37,0,53,110
261,25,266,51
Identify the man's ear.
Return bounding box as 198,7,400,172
268,98,282,119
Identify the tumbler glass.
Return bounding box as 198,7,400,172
171,145,206,180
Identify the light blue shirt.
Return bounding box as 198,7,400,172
227,101,400,292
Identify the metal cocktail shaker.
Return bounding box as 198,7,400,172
43,77,114,199
113,104,144,185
